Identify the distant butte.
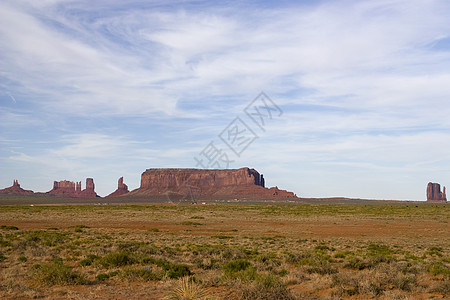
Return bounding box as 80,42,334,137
427,182,447,202
127,167,297,200
0,180,34,195
48,178,98,198
106,177,130,197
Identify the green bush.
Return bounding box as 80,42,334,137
1,225,19,230
30,261,87,285
73,225,90,232
98,252,135,268
314,245,330,251
96,270,120,281
367,243,392,256
166,264,191,279
427,262,450,276
142,257,191,279
304,261,338,275
180,221,202,226
344,257,370,270
122,267,163,281
223,259,252,274
18,255,27,262
334,251,352,259
95,273,110,281
79,254,98,267
25,231,67,247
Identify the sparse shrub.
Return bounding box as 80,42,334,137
96,270,120,282
239,274,296,300
344,256,370,270
367,282,383,296
429,281,450,295
295,251,338,275
18,255,27,262
95,273,110,282
194,258,219,270
1,225,19,230
427,262,450,276
148,228,160,232
166,263,191,279
167,276,210,300
98,252,135,268
122,266,162,281
223,259,252,274
181,221,202,226
304,260,338,275
212,235,233,239
315,244,330,251
79,254,98,267
0,254,6,261
367,243,392,256
334,251,352,259
142,257,191,279
73,225,90,232
392,273,416,291
331,274,361,296
30,261,87,285
0,237,11,247
25,231,67,247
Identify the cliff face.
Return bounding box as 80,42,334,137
48,178,98,198
427,182,447,201
0,180,34,195
130,167,296,199
140,168,265,189
106,177,129,197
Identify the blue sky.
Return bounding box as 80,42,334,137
1,0,449,199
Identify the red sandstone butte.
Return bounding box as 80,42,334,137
427,182,447,201
106,177,130,197
128,167,296,200
0,180,34,195
48,178,98,198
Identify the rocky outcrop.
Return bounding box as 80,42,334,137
128,167,296,200
48,178,98,198
106,177,130,197
427,182,447,201
0,180,34,195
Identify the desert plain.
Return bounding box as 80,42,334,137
0,197,448,299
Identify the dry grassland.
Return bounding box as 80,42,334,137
0,202,449,299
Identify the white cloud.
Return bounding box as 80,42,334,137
1,0,449,199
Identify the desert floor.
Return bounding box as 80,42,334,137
0,200,448,299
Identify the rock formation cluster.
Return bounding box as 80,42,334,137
1,167,296,200
48,178,98,198
427,182,447,201
0,180,33,195
129,167,296,199
106,177,130,197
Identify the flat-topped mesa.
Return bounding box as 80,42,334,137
106,177,130,198
130,167,296,199
50,180,76,196
48,178,98,198
0,179,34,195
427,182,447,201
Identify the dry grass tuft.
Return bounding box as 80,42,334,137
166,276,210,300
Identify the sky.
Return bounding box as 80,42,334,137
1,0,449,200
